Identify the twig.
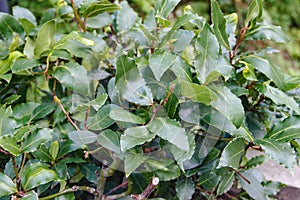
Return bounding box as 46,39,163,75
84,106,90,130
106,181,128,196
235,170,251,184
53,95,80,131
39,186,99,200
104,180,133,200
70,0,86,32
131,177,159,200
11,156,20,189
230,27,247,64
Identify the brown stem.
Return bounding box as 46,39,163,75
235,170,251,184
11,156,20,190
70,0,86,32
230,27,247,64
131,177,159,200
104,179,133,200
53,95,80,131
84,106,90,130
105,181,128,195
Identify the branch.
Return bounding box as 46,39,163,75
70,0,86,32
131,177,159,200
39,186,99,200
53,95,80,131
104,179,132,200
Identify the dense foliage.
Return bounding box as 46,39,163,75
0,0,299,199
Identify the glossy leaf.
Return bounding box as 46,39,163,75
244,0,263,28
34,20,56,58
255,84,300,114
21,162,58,190
218,137,245,169
85,94,108,111
0,172,17,197
149,51,177,81
87,104,115,130
180,81,217,105
13,6,36,25
20,128,53,153
266,116,300,142
109,106,145,124
124,153,148,177
120,126,156,152
0,13,24,39
217,171,235,195
211,85,245,128
242,55,284,89
156,0,181,18
195,24,219,84
238,170,268,200
53,62,90,96
198,171,220,190
176,177,195,200
29,103,55,122
11,58,40,73
97,129,121,154
145,158,181,181
0,105,16,136
256,139,296,169
211,0,230,49
50,141,59,160
148,118,188,151
0,135,19,156
246,155,266,168
68,130,97,147
82,0,120,18
21,191,39,200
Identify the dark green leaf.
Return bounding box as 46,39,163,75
34,20,56,58
0,13,24,39
145,158,181,181
0,106,16,136
124,153,148,177
68,130,97,147
246,155,266,168
81,164,100,184
20,128,53,153
238,170,267,200
218,137,245,169
266,116,300,142
217,171,235,195
87,104,115,130
198,171,220,190
256,139,296,169
148,118,188,151
149,51,177,81
120,126,155,152
21,162,58,190
211,0,230,49
109,106,145,124
0,135,19,156
29,103,55,122
32,144,52,162
180,81,217,105
211,85,245,128
82,1,120,18
97,129,121,154
176,177,195,200
0,172,17,197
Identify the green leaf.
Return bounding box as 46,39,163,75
198,171,220,190
32,144,52,162
0,105,16,136
124,153,148,177
80,164,99,184
245,155,266,169
68,130,97,147
156,0,181,18
109,106,145,124
86,94,108,111
149,51,177,81
0,13,24,39
50,141,59,161
238,170,268,200
115,56,153,106
246,21,288,43
120,126,156,152
20,128,53,153
148,118,188,151
21,191,39,200
172,13,200,30
180,81,217,105
87,104,115,130
211,85,245,128
21,162,58,190
266,116,300,142
218,137,245,169
195,24,219,84
242,55,284,89
34,20,56,58
0,172,17,197
117,1,138,32
53,62,90,96
217,171,235,195
0,135,19,156
145,158,181,181
82,0,120,18
244,0,263,28
11,58,40,73
29,103,55,122
176,177,195,200
13,6,37,25
97,129,121,154
211,0,230,49
255,84,300,114
225,13,238,49
256,139,296,169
